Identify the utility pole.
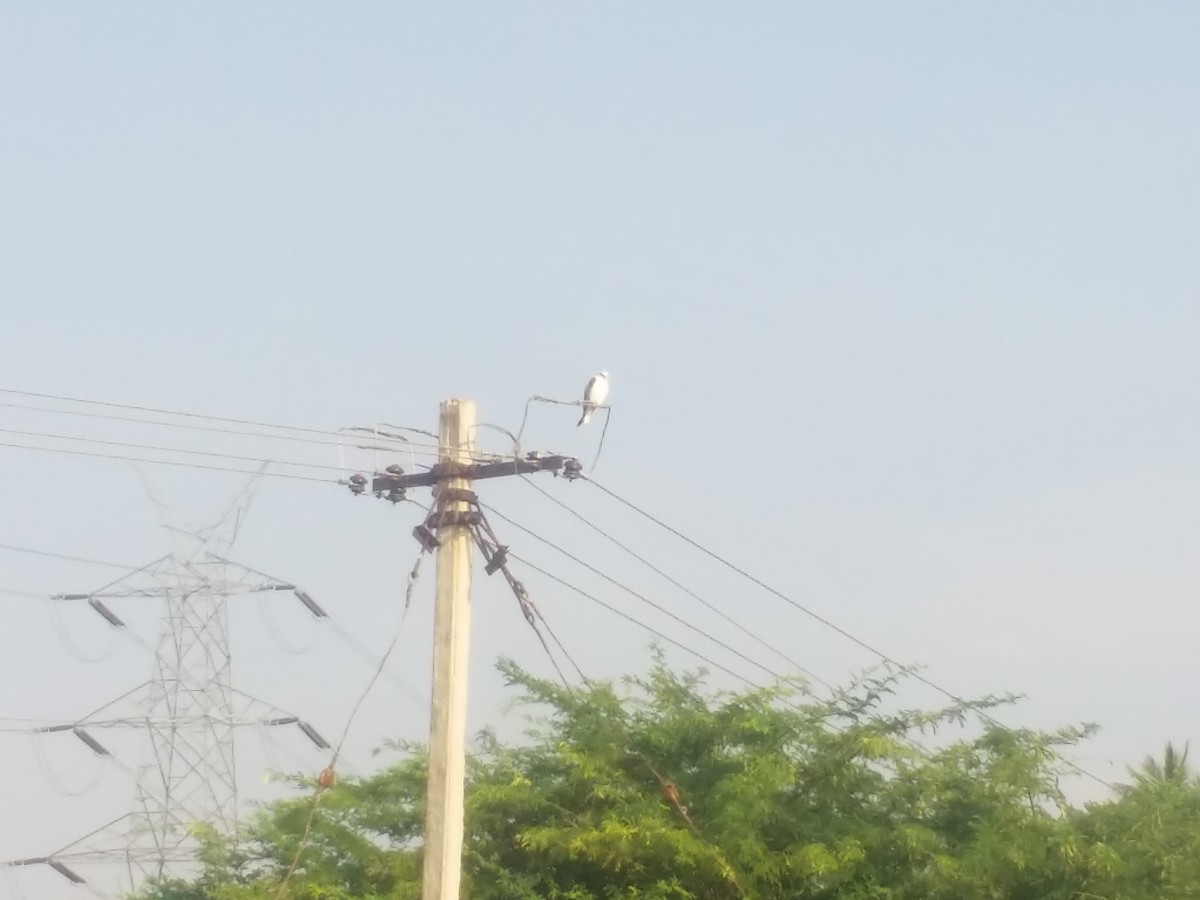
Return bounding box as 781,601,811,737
422,398,475,900
344,398,582,900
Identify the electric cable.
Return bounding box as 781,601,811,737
0,438,338,482
582,477,1119,791
270,540,430,900
28,730,108,798
0,543,143,571
0,426,354,474
0,398,424,452
0,386,415,445
507,550,766,690
255,590,321,656
487,541,747,897
0,390,518,463
46,596,121,665
483,503,794,689
520,475,833,691
0,586,54,598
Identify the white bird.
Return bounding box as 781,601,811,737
577,371,609,426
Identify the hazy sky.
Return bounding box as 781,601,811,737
2,3,1199,897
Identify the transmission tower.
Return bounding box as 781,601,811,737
124,551,326,881
6,484,331,894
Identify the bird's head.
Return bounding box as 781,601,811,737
599,370,609,378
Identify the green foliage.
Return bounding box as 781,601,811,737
1073,748,1200,899
133,654,1200,899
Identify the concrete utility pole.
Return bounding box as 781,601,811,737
345,399,581,900
422,398,475,900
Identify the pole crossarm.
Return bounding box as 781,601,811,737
356,452,580,500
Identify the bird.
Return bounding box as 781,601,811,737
660,781,681,807
577,370,609,426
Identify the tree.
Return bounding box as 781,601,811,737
134,653,1198,899
1128,740,1193,786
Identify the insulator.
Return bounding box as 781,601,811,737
259,716,298,727
88,598,125,628
385,463,404,475
348,473,368,495
72,728,111,756
484,546,509,575
48,861,86,884
387,487,406,504
317,766,336,790
562,458,583,480
298,720,331,749
294,590,328,618
55,593,91,601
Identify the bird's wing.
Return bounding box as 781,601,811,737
590,374,609,405
583,374,600,403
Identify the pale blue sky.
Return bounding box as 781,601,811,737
2,3,1199,896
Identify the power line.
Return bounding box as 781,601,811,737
270,543,430,900
526,602,588,683
519,476,833,691
0,426,352,475
0,400,526,473
584,477,928,672
483,502,796,690
0,586,56,598
582,476,1119,792
0,399,410,452
205,553,430,711
0,438,338,482
0,399,430,454
1,541,429,712
507,550,767,690
0,388,521,463
0,386,409,444
490,550,749,896
0,543,143,570
470,513,572,686
487,507,848,737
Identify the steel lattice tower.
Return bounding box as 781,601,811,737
7,483,332,894
133,556,240,875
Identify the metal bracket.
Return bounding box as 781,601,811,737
426,510,482,529
413,524,440,552
484,545,509,575
438,487,478,505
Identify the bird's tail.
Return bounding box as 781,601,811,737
577,408,592,427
